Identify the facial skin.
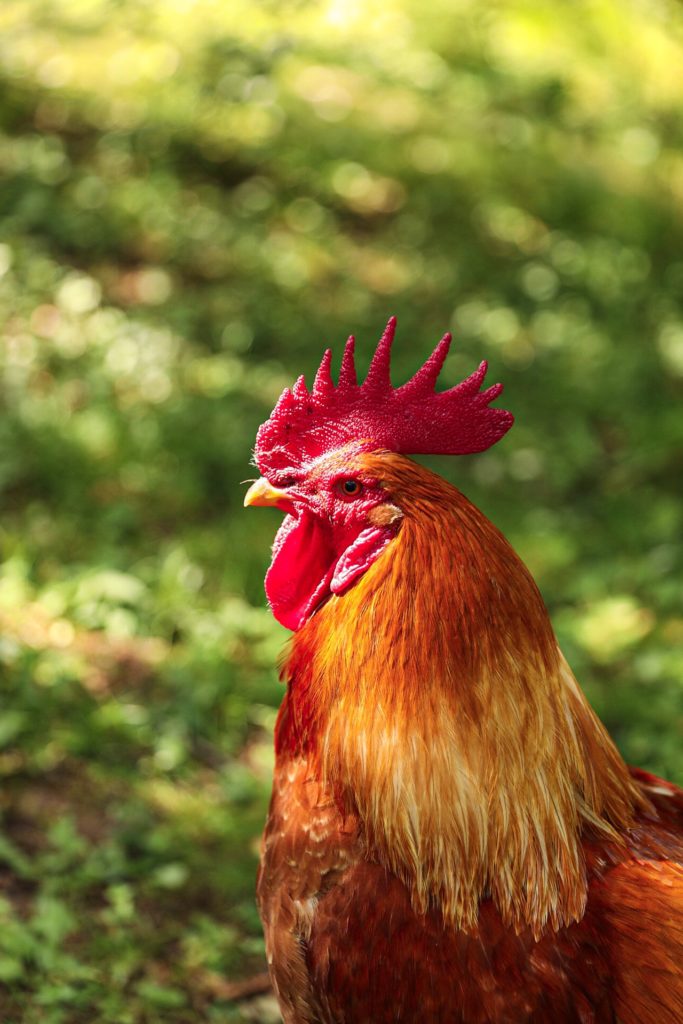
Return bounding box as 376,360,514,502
245,445,403,630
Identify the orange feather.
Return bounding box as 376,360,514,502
257,451,683,1022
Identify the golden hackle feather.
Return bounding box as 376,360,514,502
279,452,643,937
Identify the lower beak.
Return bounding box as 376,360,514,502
244,478,293,510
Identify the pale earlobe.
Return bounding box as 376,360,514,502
368,503,403,527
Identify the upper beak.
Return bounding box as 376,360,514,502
243,477,293,511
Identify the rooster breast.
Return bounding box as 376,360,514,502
257,757,683,1024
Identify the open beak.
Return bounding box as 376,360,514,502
244,478,293,511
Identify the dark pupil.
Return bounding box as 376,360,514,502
343,480,359,494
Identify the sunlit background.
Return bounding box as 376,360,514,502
1,0,682,1020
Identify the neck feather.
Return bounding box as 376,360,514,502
277,456,641,935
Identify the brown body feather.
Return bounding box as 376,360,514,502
257,454,683,1022
258,763,683,1023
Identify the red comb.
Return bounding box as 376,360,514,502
255,317,513,479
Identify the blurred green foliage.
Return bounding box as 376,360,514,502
0,0,682,1019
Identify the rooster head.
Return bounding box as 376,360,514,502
245,317,513,630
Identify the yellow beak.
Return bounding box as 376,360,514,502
243,477,292,510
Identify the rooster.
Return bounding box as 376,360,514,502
244,318,683,1024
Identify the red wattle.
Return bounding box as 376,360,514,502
330,526,395,596
265,512,335,631
265,514,396,631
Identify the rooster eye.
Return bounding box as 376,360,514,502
336,478,363,499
